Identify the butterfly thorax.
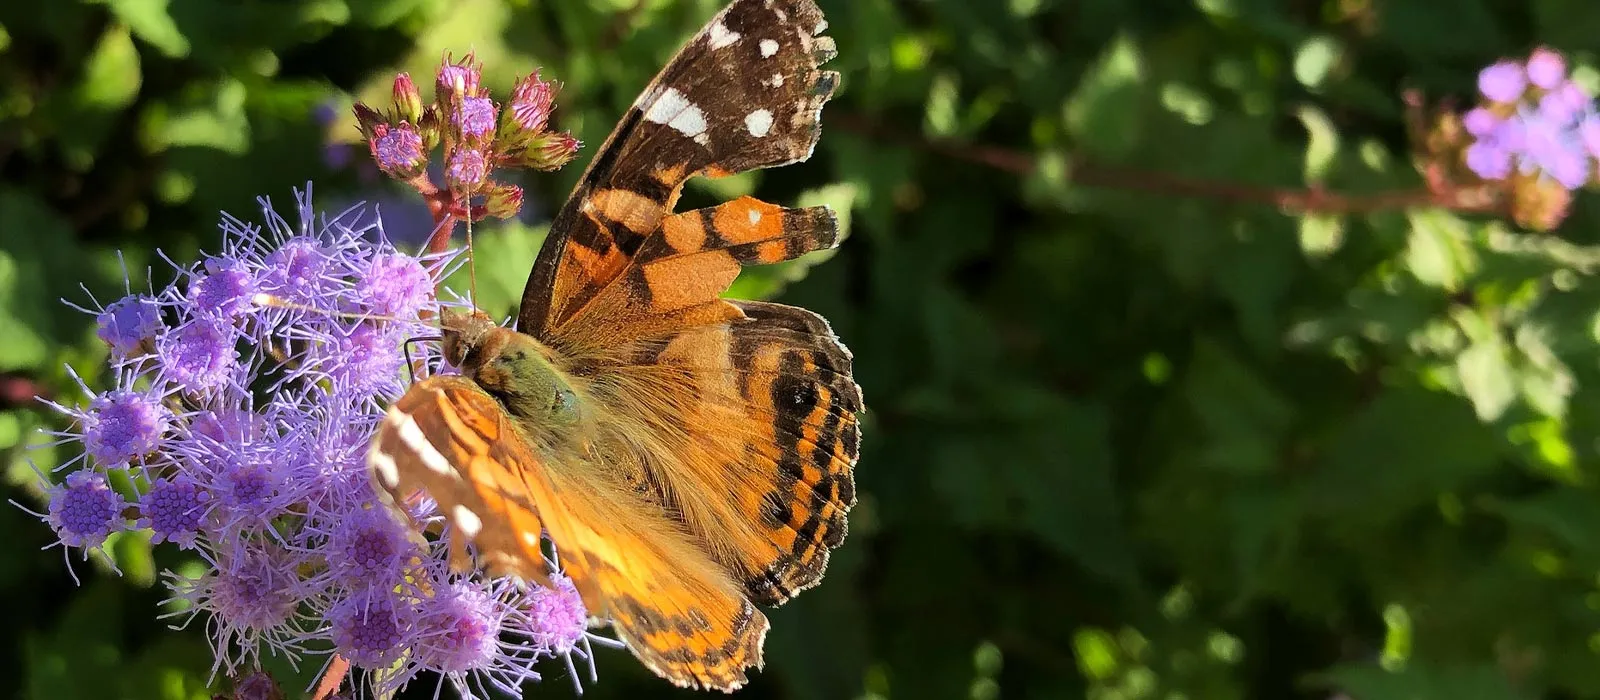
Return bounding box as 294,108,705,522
438,309,581,427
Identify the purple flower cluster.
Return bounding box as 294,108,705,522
1464,47,1600,189
26,187,608,698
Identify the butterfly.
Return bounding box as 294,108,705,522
365,0,859,691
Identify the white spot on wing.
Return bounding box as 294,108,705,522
760,39,780,58
368,449,399,488
763,74,785,88
643,87,710,146
392,411,457,478
745,109,774,138
816,18,829,34
522,531,540,545
748,208,763,224
708,21,741,49
453,504,483,537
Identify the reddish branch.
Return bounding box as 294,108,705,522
828,113,1504,217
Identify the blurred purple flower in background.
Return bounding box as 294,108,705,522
1463,47,1600,190
22,186,612,698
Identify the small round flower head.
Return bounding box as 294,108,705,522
414,581,503,674
170,540,318,672
191,256,258,319
97,294,163,357
138,472,211,548
526,573,588,653
158,318,240,393
203,444,291,531
370,123,427,180
83,390,170,467
506,72,555,134
45,469,127,550
322,504,421,586
456,96,498,141
328,587,415,668
317,323,408,396
446,148,490,194
1479,60,1526,103
260,238,336,306
356,253,432,319
436,53,484,104
1516,109,1591,189
1526,47,1566,90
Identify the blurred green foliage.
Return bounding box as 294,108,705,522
8,0,1600,699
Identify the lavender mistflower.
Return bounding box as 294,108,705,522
1464,47,1600,191
96,294,162,357
44,469,127,550
26,185,604,698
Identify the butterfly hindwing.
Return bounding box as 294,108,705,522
368,376,771,691
519,0,839,342
622,299,861,606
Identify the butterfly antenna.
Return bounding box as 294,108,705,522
466,207,480,309
251,294,407,325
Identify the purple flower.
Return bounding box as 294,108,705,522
31,185,600,698
96,294,162,357
170,540,317,671
329,588,414,668
527,573,588,653
1479,60,1526,103
158,318,240,392
322,505,420,586
191,257,258,319
1464,49,1599,190
1526,48,1566,90
45,470,126,550
371,123,426,179
1517,109,1592,189
456,97,497,140
356,253,433,319
507,73,555,134
261,238,335,305
446,148,489,193
138,473,211,548
83,390,170,466
415,582,503,674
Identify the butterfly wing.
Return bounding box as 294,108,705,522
623,298,862,605
368,376,770,691
512,0,860,609
518,0,838,343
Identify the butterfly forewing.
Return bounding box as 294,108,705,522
518,0,839,342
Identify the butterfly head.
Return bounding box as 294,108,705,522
437,308,583,427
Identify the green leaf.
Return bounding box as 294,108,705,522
1065,33,1145,159
1405,209,1478,291
76,25,141,110
99,0,189,57
1455,337,1517,422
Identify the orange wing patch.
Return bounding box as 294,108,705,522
615,299,861,606
369,376,770,691
552,198,840,346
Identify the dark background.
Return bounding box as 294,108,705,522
5,0,1600,698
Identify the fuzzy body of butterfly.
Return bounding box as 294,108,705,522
365,0,861,691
